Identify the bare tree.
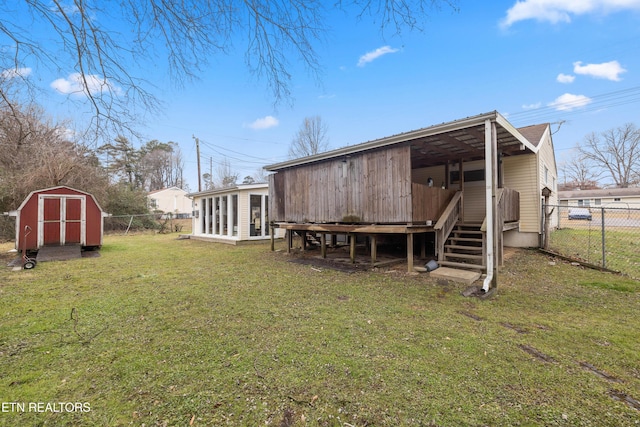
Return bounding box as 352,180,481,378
560,150,603,190
288,116,329,159
214,158,238,188
1,1,458,140
0,103,108,213
579,123,640,188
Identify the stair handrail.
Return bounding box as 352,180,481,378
480,188,504,232
434,191,463,261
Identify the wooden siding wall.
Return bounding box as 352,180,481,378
412,184,456,223
270,145,413,224
501,188,520,222
269,172,286,221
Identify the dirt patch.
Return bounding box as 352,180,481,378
288,257,362,273
519,344,556,363
609,390,640,411
458,310,483,321
501,322,529,334
580,362,622,383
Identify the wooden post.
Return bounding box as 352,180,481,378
542,187,553,250
270,226,275,251
370,235,377,265
459,158,465,221
350,234,356,264
320,233,327,258
301,231,306,251
287,230,292,253
406,233,414,272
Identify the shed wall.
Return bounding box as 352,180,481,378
16,187,104,251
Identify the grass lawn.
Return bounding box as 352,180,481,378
1,233,639,426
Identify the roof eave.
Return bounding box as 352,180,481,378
265,111,505,171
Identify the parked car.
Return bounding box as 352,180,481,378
568,208,592,221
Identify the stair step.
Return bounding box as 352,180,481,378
438,260,486,270
449,237,483,243
445,244,482,252
452,229,483,235
443,252,483,261
456,222,483,227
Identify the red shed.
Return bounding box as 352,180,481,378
8,186,108,252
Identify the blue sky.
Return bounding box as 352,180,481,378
4,0,640,190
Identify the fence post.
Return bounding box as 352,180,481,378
601,207,606,269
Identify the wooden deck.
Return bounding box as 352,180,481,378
273,222,437,272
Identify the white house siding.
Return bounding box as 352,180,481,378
560,194,640,208
190,184,284,245
148,187,192,217
503,153,540,246
537,130,559,232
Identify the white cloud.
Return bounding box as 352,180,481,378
50,72,121,96
247,115,279,130
522,102,542,110
500,0,640,28
573,60,626,81
548,93,593,111
357,46,399,67
557,73,575,83
1,67,32,79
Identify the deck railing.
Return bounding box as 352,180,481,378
480,187,520,266
434,191,463,261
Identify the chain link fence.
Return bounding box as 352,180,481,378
0,214,191,242
105,214,191,234
545,204,640,279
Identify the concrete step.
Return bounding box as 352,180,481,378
36,245,82,262
428,266,482,284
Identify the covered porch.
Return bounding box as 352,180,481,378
266,111,537,291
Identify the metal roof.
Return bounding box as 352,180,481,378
265,111,541,171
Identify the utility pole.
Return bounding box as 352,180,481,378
193,135,202,192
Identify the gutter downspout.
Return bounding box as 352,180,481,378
482,119,495,293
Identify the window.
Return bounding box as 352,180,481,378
249,194,270,237
232,195,238,236
250,195,262,237
594,199,601,206
449,169,485,184
614,198,621,202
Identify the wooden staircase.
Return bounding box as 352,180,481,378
439,222,485,271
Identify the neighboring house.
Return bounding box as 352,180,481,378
558,188,640,208
7,186,108,252
148,187,192,218
189,183,285,245
264,111,558,292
